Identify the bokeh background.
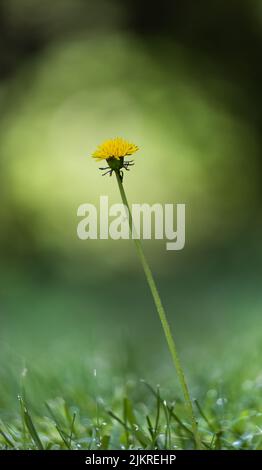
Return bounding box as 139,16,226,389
1,0,262,402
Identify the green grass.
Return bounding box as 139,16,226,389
0,339,262,450
1,272,262,450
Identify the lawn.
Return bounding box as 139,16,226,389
0,275,261,450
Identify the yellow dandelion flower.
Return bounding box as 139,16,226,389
92,137,139,161
92,137,139,180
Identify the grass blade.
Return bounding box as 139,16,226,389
20,399,44,450
0,428,15,448
45,402,70,449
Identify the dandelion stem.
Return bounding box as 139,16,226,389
115,169,202,450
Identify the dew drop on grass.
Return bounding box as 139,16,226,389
242,432,254,442
232,440,242,448
21,367,28,378
216,397,228,406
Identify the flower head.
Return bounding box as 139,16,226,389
92,137,139,181
92,137,139,161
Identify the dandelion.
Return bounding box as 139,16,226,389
91,138,202,449
92,137,138,161
92,137,138,180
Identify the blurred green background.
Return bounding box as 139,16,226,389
0,0,262,397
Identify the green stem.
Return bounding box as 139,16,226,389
115,170,202,450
